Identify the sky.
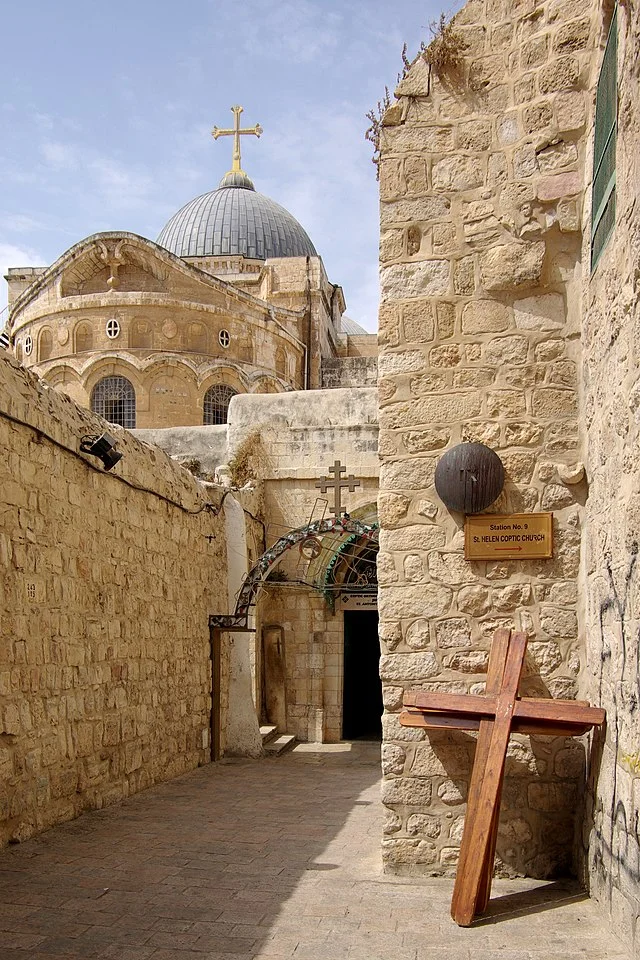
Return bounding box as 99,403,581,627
0,0,457,332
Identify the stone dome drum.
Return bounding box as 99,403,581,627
157,173,317,261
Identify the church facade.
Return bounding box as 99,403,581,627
6,108,376,429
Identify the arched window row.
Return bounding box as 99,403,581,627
86,378,253,427
91,376,136,429
71,319,237,354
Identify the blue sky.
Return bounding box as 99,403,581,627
0,0,454,331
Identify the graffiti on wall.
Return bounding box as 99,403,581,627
592,541,640,895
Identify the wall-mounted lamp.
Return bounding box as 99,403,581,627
80,432,123,471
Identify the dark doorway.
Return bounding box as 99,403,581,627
342,609,382,740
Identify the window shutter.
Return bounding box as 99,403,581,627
591,8,618,270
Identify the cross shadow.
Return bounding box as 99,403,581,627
423,723,587,880
0,742,384,959
472,879,589,925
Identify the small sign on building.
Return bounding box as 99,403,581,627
464,513,553,561
340,593,378,611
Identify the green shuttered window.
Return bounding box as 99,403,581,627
591,8,618,270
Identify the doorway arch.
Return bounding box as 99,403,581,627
209,506,381,743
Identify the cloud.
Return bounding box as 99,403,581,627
89,157,154,201
41,140,78,170
33,112,55,130
343,261,380,333
253,101,379,329
0,214,45,233
38,139,158,214
32,111,81,134
215,0,342,64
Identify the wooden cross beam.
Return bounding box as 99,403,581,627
400,628,605,927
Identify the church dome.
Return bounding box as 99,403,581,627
340,315,368,335
157,173,317,261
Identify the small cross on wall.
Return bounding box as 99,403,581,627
315,460,361,517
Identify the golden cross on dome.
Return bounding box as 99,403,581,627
212,105,263,174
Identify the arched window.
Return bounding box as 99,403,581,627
203,384,238,425
39,328,53,362
75,323,93,353
91,376,136,428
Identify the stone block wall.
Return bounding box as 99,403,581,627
580,2,640,951
377,0,599,877
260,587,344,743
0,351,228,847
133,425,229,476
321,357,378,389
226,389,379,742
227,389,379,539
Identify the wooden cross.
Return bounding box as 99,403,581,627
400,629,605,926
212,105,263,175
315,460,361,517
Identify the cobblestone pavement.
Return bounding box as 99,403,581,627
0,742,631,959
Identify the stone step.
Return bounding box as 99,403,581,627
263,734,296,757
260,724,278,745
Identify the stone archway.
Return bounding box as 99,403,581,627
210,509,379,743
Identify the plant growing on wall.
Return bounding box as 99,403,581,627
423,13,467,75
365,10,467,175
228,429,264,487
364,87,392,179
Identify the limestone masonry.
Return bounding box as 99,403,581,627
0,349,240,845
377,0,639,951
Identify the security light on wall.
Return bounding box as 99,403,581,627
80,432,123,471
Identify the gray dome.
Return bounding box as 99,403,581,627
157,176,317,260
340,315,369,335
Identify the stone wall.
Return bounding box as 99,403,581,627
580,2,640,951
377,0,599,877
227,389,379,539
321,356,378,389
227,388,379,742
133,424,228,476
259,587,344,743
0,350,232,847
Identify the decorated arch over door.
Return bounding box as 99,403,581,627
209,513,379,630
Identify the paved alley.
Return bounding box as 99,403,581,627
0,743,631,959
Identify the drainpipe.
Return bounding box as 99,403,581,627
305,255,312,390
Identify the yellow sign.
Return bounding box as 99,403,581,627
464,513,553,561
